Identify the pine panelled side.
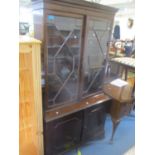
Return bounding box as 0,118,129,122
19,37,44,155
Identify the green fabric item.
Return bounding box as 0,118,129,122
77,150,82,155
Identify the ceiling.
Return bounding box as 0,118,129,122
86,0,135,15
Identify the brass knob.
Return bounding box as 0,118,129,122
86,102,89,105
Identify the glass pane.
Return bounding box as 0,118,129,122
55,45,73,82
46,15,82,106
83,19,111,96
48,74,62,102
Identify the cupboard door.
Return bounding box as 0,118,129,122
44,112,83,155
82,18,112,97
82,104,106,141
45,15,83,108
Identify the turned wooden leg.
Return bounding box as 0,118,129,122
109,119,120,144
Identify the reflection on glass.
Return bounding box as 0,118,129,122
83,19,111,96
46,15,82,106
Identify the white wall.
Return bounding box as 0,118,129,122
114,9,135,40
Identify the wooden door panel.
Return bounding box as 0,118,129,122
44,112,83,155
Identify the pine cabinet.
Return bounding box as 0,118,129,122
19,36,44,155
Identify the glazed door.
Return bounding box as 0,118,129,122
45,13,83,108
82,17,112,97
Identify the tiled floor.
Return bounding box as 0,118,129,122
65,112,135,155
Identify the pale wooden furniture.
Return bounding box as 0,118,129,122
19,36,44,155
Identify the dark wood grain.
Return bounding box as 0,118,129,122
32,0,118,13
32,0,117,154
45,93,110,122
32,1,117,20
33,0,117,110
77,15,88,100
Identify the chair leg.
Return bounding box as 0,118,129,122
109,120,120,144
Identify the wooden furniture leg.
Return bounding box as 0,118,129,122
104,78,135,144
109,100,133,143
124,67,128,81
109,100,121,143
110,119,120,143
